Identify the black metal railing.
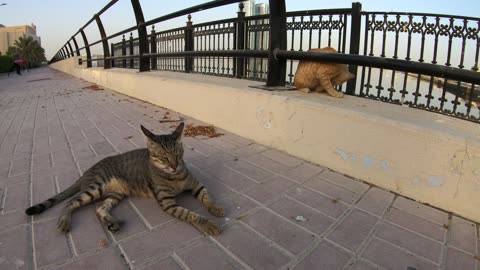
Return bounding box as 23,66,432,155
49,0,480,123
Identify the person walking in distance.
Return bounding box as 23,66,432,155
8,54,23,76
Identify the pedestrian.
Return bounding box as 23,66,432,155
8,54,23,76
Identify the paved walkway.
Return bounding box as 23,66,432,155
0,67,478,270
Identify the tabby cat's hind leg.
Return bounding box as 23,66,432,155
57,189,101,232
154,188,221,235
318,78,344,98
190,181,225,217
95,193,125,233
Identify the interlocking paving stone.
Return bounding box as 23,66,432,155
245,175,297,204
215,222,290,270
385,207,446,242
288,186,349,218
33,218,72,268
139,257,182,270
293,241,351,270
268,196,335,235
362,238,437,270
176,238,243,270
375,221,442,263
55,248,128,270
243,208,316,254
392,196,449,225
0,67,477,270
355,187,395,217
120,221,201,267
447,215,477,254
327,209,378,252
0,225,32,270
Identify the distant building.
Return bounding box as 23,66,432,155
0,24,41,55
242,1,270,78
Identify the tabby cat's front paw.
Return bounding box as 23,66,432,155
208,204,225,217
57,215,72,233
196,217,221,235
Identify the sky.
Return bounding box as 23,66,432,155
0,0,479,59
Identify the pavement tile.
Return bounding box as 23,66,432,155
232,143,268,157
447,216,477,254
70,206,110,255
110,200,148,241
120,221,201,267
318,170,369,194
327,209,378,252
208,165,258,191
188,164,236,202
129,197,173,228
216,222,290,270
246,175,297,204
293,241,351,270
3,182,29,212
243,209,316,254
140,257,182,270
246,153,291,173
0,173,28,188
268,196,335,235
281,162,324,183
32,152,52,172
91,140,117,156
305,176,362,205
375,222,442,263
288,186,349,219
196,193,260,226
224,158,273,182
348,259,379,270
355,187,395,217
0,210,29,233
55,248,128,270
261,149,303,167
362,238,437,270
385,207,446,242
0,225,32,270
203,137,238,152
176,238,243,270
9,156,30,177
393,196,449,225
445,247,476,270
33,218,72,268
221,133,254,147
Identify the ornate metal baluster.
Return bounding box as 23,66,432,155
287,16,296,84
328,14,333,47
318,15,322,47
359,13,370,97
308,15,313,50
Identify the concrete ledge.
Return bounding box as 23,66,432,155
50,57,480,222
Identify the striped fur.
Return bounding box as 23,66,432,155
25,123,225,235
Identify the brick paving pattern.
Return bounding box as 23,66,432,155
0,68,478,269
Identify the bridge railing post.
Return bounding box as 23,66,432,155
266,0,287,87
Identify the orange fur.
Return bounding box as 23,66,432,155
293,47,355,98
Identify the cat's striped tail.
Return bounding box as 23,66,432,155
25,180,81,216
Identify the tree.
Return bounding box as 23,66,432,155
6,35,46,67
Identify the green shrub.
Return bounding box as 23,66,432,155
0,55,13,73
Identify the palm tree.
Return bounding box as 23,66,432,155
6,35,46,67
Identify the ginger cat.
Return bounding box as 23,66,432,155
293,47,355,98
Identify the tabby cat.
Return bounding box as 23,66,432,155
25,123,225,235
294,47,355,98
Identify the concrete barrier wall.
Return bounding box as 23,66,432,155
51,57,480,222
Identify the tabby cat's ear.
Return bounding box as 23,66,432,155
140,125,156,141
172,122,185,142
